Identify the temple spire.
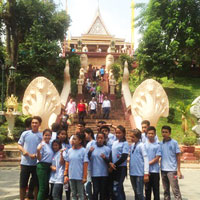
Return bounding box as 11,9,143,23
97,0,100,12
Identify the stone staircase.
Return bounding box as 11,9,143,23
68,98,133,142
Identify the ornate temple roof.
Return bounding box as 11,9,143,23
85,8,111,36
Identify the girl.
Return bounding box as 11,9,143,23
85,128,96,200
129,129,149,200
57,129,71,149
89,132,111,200
37,129,54,200
77,99,86,123
63,133,88,200
49,139,64,200
57,129,71,200
109,125,129,200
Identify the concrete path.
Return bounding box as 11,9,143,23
0,166,200,200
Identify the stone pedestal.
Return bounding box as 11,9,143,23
181,146,197,162
109,77,116,95
0,111,21,139
76,79,84,94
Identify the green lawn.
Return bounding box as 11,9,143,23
155,77,200,143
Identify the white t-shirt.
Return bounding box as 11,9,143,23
102,100,111,108
89,101,97,110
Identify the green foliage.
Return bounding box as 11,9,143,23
111,63,121,81
70,78,78,98
119,54,134,72
0,0,70,97
167,107,176,123
154,77,200,143
66,53,81,80
135,0,200,78
0,134,6,145
183,135,197,146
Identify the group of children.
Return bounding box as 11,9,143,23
18,117,182,200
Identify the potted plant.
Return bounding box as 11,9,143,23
182,134,197,153
176,102,197,161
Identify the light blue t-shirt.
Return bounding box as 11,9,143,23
141,133,159,144
49,151,65,184
100,68,105,75
144,141,161,173
65,147,89,180
112,140,129,167
38,142,54,163
90,143,110,177
62,143,71,150
129,141,149,176
160,139,181,172
106,133,116,149
86,140,96,171
18,130,42,166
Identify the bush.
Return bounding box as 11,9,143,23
13,127,25,141
0,134,6,145
167,107,175,123
183,136,197,146
111,63,122,82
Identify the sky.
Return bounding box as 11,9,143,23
54,0,149,49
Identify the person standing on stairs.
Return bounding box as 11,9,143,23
102,96,111,119
65,98,76,125
89,97,97,119
98,91,104,115
77,99,86,123
100,65,105,81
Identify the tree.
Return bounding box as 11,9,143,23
136,0,200,78
0,0,70,97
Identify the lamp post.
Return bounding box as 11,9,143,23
8,66,16,95
9,66,16,78
0,63,5,122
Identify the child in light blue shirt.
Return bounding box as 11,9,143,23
63,133,88,200
88,132,111,200
18,116,42,200
129,129,149,200
57,128,71,199
85,128,96,200
109,125,129,200
36,129,54,200
49,139,64,200
160,125,182,200
141,120,159,143
144,126,161,200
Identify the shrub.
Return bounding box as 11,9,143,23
183,136,197,146
167,107,175,123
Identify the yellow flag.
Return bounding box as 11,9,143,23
67,31,71,49
131,0,135,51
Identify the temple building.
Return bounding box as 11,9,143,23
63,7,132,67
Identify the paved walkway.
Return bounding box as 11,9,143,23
0,166,200,200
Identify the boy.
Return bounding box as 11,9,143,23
18,116,42,200
144,126,161,200
141,120,159,143
70,122,86,145
160,125,182,200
